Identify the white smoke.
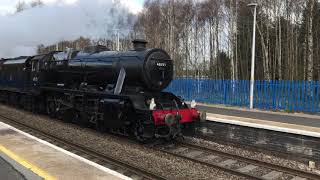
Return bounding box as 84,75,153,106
0,0,136,58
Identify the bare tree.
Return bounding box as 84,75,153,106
16,1,27,13
30,0,44,8
307,0,315,81
37,0,320,81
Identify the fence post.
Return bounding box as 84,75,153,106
302,81,306,112
188,79,191,101
298,80,302,111
316,81,320,112
256,80,260,108
223,80,227,104
291,81,295,112
271,80,275,109
312,81,315,113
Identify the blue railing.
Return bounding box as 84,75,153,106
165,79,320,113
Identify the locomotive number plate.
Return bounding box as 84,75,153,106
156,62,166,67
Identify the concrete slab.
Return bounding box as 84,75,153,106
0,121,131,180
172,147,188,153
183,150,203,158
130,175,143,180
206,113,320,138
290,176,307,180
237,165,257,173
0,150,42,180
218,159,237,167
0,156,27,180
261,171,283,180
197,155,218,162
196,103,320,125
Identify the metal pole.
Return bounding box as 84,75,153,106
248,3,257,109
117,30,120,51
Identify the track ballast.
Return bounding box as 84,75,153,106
157,141,320,180
0,114,166,180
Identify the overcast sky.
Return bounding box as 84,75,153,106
0,0,145,57
0,0,144,15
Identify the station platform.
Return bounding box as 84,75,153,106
0,122,130,180
198,104,320,138
0,156,25,180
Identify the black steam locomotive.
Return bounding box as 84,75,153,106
0,40,202,141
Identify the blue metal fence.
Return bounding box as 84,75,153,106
165,79,320,113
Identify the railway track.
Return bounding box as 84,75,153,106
0,114,166,180
157,140,320,180
2,111,319,180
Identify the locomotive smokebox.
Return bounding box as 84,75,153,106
132,39,147,51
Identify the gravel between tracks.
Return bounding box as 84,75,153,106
0,104,243,180
184,136,320,175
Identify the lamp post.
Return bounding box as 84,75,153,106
248,3,258,109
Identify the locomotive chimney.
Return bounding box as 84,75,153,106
132,39,148,51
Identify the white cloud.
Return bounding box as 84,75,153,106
0,5,14,15
118,0,143,14
0,0,137,57
0,0,55,15
0,0,143,15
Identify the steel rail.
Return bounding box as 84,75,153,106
0,114,166,180
2,111,318,180
157,144,262,180
166,140,320,180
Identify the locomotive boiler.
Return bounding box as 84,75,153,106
47,39,173,92
0,39,203,142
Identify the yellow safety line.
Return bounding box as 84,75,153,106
0,145,57,180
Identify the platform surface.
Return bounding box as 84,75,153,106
0,121,130,180
0,156,25,180
198,104,320,137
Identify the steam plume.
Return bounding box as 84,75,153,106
0,0,135,58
